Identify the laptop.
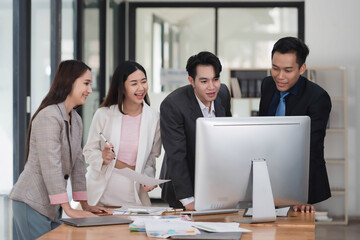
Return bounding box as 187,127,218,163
60,215,133,227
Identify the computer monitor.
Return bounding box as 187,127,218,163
194,116,310,220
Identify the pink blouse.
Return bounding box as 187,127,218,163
116,114,142,166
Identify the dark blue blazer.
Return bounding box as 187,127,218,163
259,76,332,204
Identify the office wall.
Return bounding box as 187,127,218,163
305,0,360,216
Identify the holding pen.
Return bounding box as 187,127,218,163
99,132,116,163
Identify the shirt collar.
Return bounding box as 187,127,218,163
276,76,301,96
194,93,215,115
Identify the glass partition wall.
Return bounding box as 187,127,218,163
136,8,215,95
217,7,298,85
135,5,299,96
0,1,13,239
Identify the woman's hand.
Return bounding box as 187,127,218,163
61,202,97,218
80,201,113,214
66,208,97,218
142,184,157,192
102,144,115,165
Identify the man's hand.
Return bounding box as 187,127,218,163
184,202,195,211
293,204,315,213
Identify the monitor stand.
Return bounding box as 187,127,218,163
234,159,276,224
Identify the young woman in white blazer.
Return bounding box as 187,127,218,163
84,61,161,207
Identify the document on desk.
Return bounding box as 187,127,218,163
113,206,172,215
129,215,191,232
244,206,290,217
117,167,171,186
191,222,251,233
145,219,200,238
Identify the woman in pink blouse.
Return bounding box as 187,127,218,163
84,61,161,207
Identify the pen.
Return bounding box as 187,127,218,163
99,132,115,154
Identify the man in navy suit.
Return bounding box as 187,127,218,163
259,37,332,212
160,51,231,210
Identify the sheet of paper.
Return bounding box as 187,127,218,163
116,167,171,186
145,219,200,238
113,206,172,215
129,215,191,230
245,206,290,217
191,222,251,233
275,206,290,217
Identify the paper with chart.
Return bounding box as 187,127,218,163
117,167,171,186
144,219,200,238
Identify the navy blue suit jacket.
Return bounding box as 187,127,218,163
259,76,332,204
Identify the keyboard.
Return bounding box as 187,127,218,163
180,208,239,216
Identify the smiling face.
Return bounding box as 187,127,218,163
188,65,220,108
271,52,306,92
67,69,93,106
123,69,148,105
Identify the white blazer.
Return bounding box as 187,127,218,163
83,102,161,206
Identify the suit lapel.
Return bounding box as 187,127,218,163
214,97,225,117
286,77,306,115
70,110,81,168
263,79,277,115
187,86,204,121
57,103,73,168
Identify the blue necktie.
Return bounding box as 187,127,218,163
275,92,290,116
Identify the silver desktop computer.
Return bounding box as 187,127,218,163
194,116,310,222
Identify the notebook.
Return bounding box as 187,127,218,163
60,215,133,227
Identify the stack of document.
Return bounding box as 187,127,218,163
145,219,200,238
113,206,172,215
191,222,251,233
129,215,191,232
244,206,290,217
128,216,251,239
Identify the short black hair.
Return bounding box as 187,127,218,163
271,37,309,68
186,51,222,80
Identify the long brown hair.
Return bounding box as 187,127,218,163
100,61,150,114
25,60,91,163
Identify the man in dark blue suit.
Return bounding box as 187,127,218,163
160,51,231,210
259,37,332,212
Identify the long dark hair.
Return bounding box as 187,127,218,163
100,61,150,114
25,60,91,163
